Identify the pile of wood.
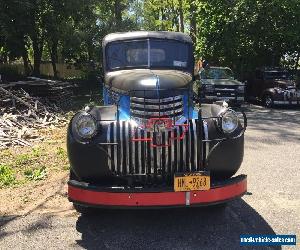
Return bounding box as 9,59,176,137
1,77,74,110
0,86,68,149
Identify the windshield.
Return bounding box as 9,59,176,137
200,68,234,80
264,71,290,80
106,39,190,71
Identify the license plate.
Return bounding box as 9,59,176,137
174,172,210,192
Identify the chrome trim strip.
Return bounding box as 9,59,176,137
165,131,169,173
192,120,197,169
113,122,118,172
176,126,180,173
119,122,124,174
137,129,142,174
203,120,209,159
150,131,154,173
182,125,186,171
130,102,183,110
171,130,175,174
215,88,235,91
107,122,111,170
131,124,136,174
205,96,236,100
125,122,130,174
188,121,192,171
157,134,161,172
274,100,299,105
131,95,182,103
131,108,183,116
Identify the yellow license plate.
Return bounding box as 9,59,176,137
174,172,210,192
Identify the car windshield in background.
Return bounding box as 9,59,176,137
106,39,190,70
264,71,290,80
200,68,234,80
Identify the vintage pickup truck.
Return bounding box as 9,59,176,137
246,68,300,107
67,31,247,212
198,66,245,106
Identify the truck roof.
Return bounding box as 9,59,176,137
103,31,193,47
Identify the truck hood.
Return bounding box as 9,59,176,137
105,69,192,95
201,79,243,86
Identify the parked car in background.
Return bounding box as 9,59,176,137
198,67,245,106
246,68,300,108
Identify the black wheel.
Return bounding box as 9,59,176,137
73,203,98,215
263,95,273,108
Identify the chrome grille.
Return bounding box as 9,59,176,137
107,120,204,177
130,95,184,124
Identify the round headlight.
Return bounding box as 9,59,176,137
75,114,97,139
221,110,239,134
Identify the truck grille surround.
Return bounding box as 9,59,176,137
130,95,184,125
107,119,205,183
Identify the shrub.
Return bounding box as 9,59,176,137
0,165,16,187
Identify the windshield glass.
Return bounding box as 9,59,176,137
106,39,190,71
200,68,234,80
264,71,290,80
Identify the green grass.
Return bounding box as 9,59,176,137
56,147,67,158
24,166,47,181
0,165,16,187
15,153,34,166
0,126,69,189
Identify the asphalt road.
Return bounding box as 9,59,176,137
0,105,299,250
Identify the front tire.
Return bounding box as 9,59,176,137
263,95,273,108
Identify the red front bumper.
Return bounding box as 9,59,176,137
68,175,247,208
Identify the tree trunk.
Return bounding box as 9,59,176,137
32,36,44,76
114,0,123,28
179,0,184,32
48,40,58,78
22,52,31,76
161,8,166,30
189,0,197,44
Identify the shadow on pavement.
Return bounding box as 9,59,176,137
75,198,280,250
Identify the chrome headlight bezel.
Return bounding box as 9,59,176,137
73,113,98,140
219,109,239,134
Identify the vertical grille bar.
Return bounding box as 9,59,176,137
192,120,198,170
197,119,203,170
107,123,112,170
188,120,192,172
157,137,161,173
125,122,130,174
182,125,186,171
113,122,118,172
171,130,175,175
176,127,180,172
150,131,154,173
146,131,151,174
137,129,142,174
118,122,124,173
203,120,209,163
131,125,136,174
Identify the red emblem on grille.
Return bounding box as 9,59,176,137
132,117,189,147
